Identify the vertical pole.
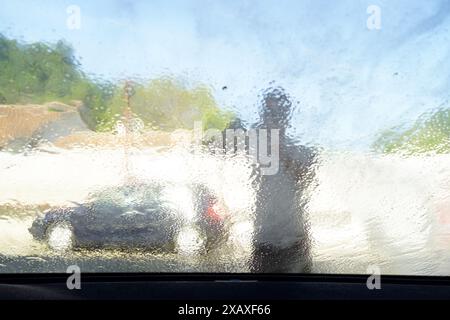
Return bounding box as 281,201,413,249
123,81,132,181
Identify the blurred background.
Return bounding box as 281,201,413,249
0,0,450,275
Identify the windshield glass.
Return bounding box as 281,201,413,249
1,0,450,275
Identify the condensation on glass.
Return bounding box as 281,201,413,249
0,0,449,275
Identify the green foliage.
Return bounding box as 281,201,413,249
105,78,233,131
0,34,233,132
373,108,450,154
0,35,82,104
0,34,113,130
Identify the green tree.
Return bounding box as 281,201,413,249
373,108,450,154
103,78,233,132
0,34,233,132
0,35,85,104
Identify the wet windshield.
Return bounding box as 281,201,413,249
1,0,450,275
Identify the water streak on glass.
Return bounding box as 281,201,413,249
0,0,450,275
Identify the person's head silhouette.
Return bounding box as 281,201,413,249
259,87,293,130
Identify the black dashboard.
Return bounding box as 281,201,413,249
0,274,450,300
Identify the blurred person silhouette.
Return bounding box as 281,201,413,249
250,87,317,273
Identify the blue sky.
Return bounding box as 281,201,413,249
1,0,450,149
